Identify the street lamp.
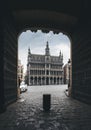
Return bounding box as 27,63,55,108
68,59,71,88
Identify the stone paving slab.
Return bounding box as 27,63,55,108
0,85,91,130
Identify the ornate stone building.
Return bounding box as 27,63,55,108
27,42,64,85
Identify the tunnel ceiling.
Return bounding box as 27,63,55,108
4,0,91,34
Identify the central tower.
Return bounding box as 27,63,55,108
45,41,50,56
45,41,50,85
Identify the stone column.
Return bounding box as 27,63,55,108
45,77,46,85
52,78,54,84
33,77,35,85
62,77,63,84
59,78,60,84
37,77,38,85
49,78,50,85
56,77,57,84
59,78,61,84
45,67,46,85
45,66,46,85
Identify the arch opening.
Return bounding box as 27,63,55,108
18,29,71,96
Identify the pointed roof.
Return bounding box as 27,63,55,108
46,41,49,48
45,41,50,55
59,50,61,56
28,47,31,55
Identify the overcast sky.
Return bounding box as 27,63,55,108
18,30,70,73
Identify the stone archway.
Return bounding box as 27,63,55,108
50,77,53,85
1,0,91,113
35,77,37,85
42,77,45,85
46,77,49,85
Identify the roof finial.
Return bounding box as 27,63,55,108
46,41,49,48
59,50,61,56
28,47,31,55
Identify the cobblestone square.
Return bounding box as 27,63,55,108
0,85,91,130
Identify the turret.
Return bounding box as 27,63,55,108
59,50,61,57
28,47,31,55
59,50,63,64
61,53,63,65
45,41,50,56
27,47,31,63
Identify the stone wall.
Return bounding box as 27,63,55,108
0,20,5,112
3,13,18,106
72,25,91,104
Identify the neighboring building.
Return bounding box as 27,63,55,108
18,60,24,85
27,41,64,85
24,71,28,84
63,63,70,84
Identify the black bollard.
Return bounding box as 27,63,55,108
43,94,51,111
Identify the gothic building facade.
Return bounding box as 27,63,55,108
27,42,64,85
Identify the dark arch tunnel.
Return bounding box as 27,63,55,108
0,0,91,113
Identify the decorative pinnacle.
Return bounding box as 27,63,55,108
46,41,49,48
28,47,31,54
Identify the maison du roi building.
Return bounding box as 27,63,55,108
27,41,64,85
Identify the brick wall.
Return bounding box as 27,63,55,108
3,14,18,106
72,25,91,104
0,20,6,112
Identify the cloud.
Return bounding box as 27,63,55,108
18,30,70,73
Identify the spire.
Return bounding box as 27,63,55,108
46,41,49,48
61,53,63,62
59,51,63,64
59,50,61,56
45,41,50,55
28,47,31,63
28,47,31,55
62,53,63,58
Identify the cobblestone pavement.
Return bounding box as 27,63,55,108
0,85,91,130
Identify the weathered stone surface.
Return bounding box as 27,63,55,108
0,85,91,130
72,26,91,104
0,20,6,113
